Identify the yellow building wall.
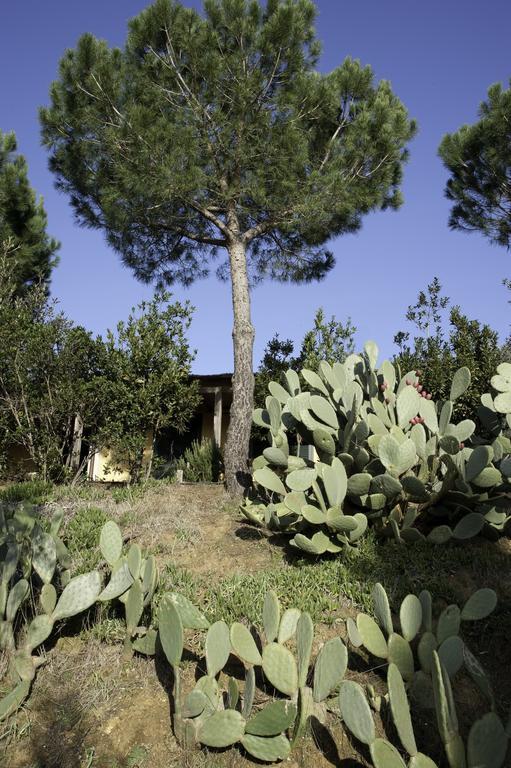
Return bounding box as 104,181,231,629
88,430,154,483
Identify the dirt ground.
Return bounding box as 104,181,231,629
2,483,510,768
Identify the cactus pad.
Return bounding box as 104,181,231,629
245,700,297,736
278,608,301,644
438,636,464,677
205,620,230,677
242,733,291,762
168,593,209,630
99,520,123,565
98,562,133,601
436,605,461,645
263,591,280,643
467,712,508,768
159,600,183,666
461,588,497,621
372,583,393,636
262,642,298,696
388,633,414,681
296,612,314,687
40,583,57,615
197,709,246,748
357,614,388,658
31,531,57,584
26,614,54,652
231,622,262,666
388,663,417,756
313,637,347,703
339,681,375,745
399,594,422,642
52,571,102,621
370,739,408,768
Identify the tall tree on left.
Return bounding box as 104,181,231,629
0,130,59,293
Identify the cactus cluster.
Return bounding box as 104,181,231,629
242,343,511,553
341,651,510,768
98,520,158,657
0,513,157,719
349,583,498,710
157,589,348,761
154,585,508,765
0,503,104,719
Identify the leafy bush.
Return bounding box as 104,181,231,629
175,439,223,483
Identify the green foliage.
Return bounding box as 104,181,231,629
0,481,53,505
0,266,198,484
65,507,109,574
175,439,223,483
394,278,503,421
96,291,200,483
243,340,511,553
41,0,416,286
0,131,59,294
297,308,356,372
439,79,511,248
0,260,107,482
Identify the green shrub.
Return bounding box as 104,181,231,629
175,438,223,483
0,480,53,505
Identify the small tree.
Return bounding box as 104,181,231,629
394,278,502,419
296,308,356,370
40,0,416,494
0,131,59,293
0,254,103,480
97,292,200,482
439,80,511,248
254,307,355,410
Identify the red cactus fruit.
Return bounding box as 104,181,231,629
426,393,432,400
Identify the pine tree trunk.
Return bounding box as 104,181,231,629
224,237,255,497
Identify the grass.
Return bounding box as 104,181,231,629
0,479,53,505
65,506,110,573
154,531,510,627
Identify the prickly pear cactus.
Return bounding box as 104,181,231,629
97,521,159,657
0,505,116,720
242,344,511,552
351,582,498,708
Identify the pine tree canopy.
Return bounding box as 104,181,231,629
439,79,511,249
40,0,416,286
0,130,60,293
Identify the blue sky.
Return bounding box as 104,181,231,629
1,0,509,372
